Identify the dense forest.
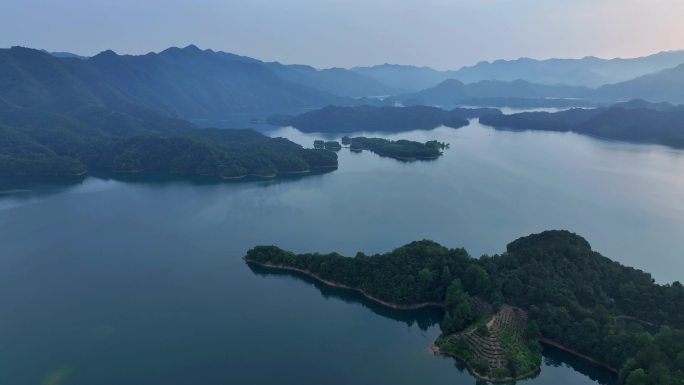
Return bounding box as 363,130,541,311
267,105,501,133
0,108,338,178
0,47,339,178
245,230,684,384
349,137,447,161
479,101,684,148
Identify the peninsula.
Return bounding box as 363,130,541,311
244,230,684,384
479,100,684,148
0,124,339,179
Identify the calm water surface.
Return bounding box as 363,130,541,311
2,117,683,385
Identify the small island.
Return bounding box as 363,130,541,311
324,140,342,151
244,230,684,384
313,140,342,151
268,105,501,133
349,137,448,161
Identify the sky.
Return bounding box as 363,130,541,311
2,0,684,69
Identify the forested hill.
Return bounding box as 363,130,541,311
0,46,340,178
245,230,684,384
479,101,684,148
268,105,501,133
0,119,338,178
0,46,351,118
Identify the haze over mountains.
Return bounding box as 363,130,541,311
2,44,679,114
0,45,350,177
593,63,684,104
1,46,344,119
3,44,684,131
2,43,684,167
2,45,407,120
390,79,591,108
351,51,684,91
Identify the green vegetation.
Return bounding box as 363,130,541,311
349,137,447,161
246,240,470,305
479,101,684,148
245,230,684,384
349,140,363,152
0,46,347,118
268,105,501,133
437,305,542,381
324,141,342,151
0,110,338,178
0,47,339,178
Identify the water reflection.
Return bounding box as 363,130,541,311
89,169,337,187
0,167,337,205
248,264,618,385
543,345,617,385
247,263,443,331
0,176,87,209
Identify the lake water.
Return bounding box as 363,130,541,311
2,117,683,385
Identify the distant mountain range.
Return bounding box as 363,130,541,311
592,63,684,104
43,50,88,60
353,51,684,90
264,62,401,97
388,79,591,108
1,46,349,119
13,45,684,108
2,44,684,129
4,43,684,177
450,51,684,88
386,64,684,107
0,46,344,177
351,64,459,93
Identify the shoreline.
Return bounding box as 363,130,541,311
243,258,444,310
538,338,618,373
246,258,621,379
431,345,541,383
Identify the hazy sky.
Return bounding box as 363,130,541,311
2,0,683,69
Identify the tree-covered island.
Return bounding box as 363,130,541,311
349,137,448,161
244,230,684,384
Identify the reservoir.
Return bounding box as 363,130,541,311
2,117,682,384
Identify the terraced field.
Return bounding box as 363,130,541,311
435,304,541,382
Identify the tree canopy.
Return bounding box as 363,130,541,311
245,230,684,384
